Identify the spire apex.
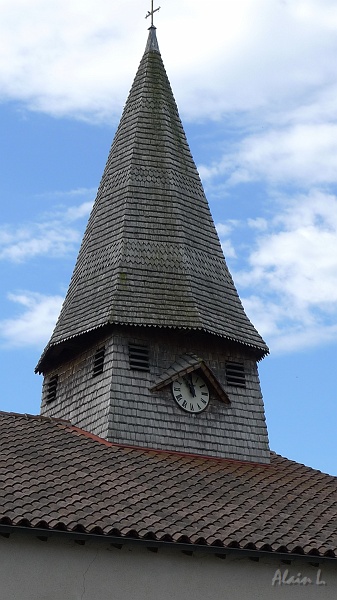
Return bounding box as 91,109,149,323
145,23,160,53
145,1,161,27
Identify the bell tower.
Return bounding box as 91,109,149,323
37,26,270,463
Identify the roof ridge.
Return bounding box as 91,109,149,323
271,451,337,479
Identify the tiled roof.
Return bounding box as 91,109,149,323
1,411,336,558
37,27,268,372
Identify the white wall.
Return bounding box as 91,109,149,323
1,534,336,600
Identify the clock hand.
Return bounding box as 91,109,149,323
183,374,196,397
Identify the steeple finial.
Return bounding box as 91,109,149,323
145,0,161,27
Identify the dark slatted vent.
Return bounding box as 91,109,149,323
46,375,58,403
129,344,149,372
93,347,105,377
226,361,246,388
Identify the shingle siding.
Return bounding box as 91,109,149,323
41,333,113,439
41,327,270,463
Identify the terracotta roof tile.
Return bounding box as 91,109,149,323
0,411,336,557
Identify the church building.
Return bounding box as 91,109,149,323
0,20,336,600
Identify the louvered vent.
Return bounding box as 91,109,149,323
129,344,149,372
46,375,58,403
226,361,246,388
93,347,105,377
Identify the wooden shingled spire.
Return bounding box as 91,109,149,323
37,27,268,374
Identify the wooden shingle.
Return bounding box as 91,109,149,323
37,27,268,373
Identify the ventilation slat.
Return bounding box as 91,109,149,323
46,375,58,403
129,344,149,372
226,361,246,388
93,347,105,377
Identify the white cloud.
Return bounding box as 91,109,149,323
215,221,237,237
200,122,337,189
40,188,96,201
64,201,94,222
273,323,337,354
220,239,237,260
0,0,146,121
0,198,93,263
247,218,268,231
243,294,337,354
235,190,337,352
1,0,337,122
226,124,337,187
242,191,337,306
215,221,239,258
0,292,63,348
0,224,80,262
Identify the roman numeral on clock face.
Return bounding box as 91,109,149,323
171,375,210,414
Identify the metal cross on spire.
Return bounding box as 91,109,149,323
145,0,161,27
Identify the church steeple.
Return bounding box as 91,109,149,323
37,27,268,373
38,27,270,464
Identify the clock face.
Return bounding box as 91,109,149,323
172,373,210,414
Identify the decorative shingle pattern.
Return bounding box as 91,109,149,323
1,412,336,557
37,27,268,372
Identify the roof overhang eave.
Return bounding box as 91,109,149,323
36,322,269,373
0,524,334,564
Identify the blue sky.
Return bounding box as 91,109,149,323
1,0,337,475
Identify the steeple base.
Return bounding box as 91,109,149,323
40,327,270,463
